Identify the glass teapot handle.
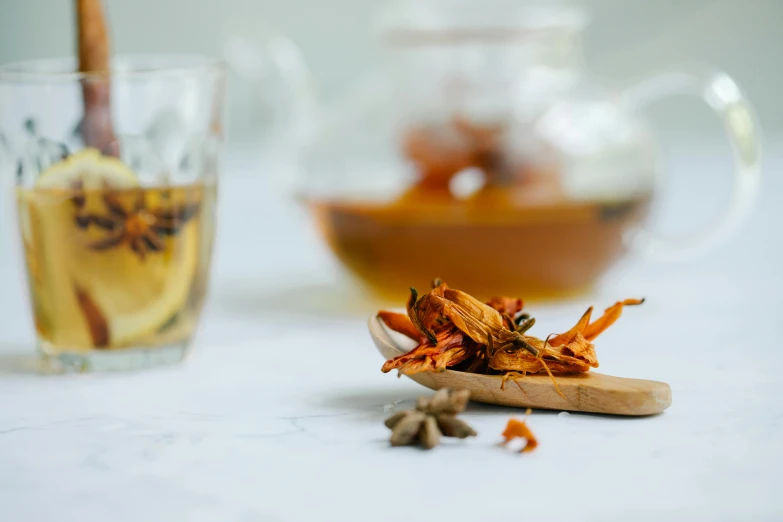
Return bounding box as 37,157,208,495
619,70,761,261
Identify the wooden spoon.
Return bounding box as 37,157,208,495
369,314,671,416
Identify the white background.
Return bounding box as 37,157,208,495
0,0,782,137
0,1,781,521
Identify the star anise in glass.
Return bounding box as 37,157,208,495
73,182,199,260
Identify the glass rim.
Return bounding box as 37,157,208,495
382,27,584,47
0,54,226,83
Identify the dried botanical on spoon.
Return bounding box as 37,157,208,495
385,388,477,449
490,297,644,379
380,279,643,395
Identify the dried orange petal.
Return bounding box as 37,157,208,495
501,417,538,453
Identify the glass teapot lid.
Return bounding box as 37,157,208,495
303,0,656,204
377,0,588,40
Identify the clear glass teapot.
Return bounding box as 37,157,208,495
231,0,761,301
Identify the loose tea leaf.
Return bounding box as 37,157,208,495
384,388,477,450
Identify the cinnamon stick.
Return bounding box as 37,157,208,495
74,284,110,348
75,0,117,156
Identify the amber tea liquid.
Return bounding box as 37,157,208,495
17,183,217,355
310,193,651,302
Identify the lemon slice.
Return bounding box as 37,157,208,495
25,157,201,349
74,217,200,347
24,190,202,349
35,148,139,190
72,185,202,348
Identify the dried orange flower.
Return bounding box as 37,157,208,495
380,280,643,390
485,296,524,316
378,310,420,341
489,298,645,376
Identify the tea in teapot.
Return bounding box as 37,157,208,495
236,0,761,301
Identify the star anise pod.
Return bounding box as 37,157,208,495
74,183,200,260
384,388,477,449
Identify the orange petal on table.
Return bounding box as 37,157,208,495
501,417,538,453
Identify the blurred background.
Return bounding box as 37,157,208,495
0,0,781,341
0,3,780,518
0,0,781,140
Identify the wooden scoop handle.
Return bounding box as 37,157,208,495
400,370,671,416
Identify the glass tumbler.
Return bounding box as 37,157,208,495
0,55,224,371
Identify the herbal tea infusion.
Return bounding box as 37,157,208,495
310,115,652,302
3,2,224,370
303,1,761,301
17,149,216,355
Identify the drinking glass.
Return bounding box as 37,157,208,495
0,55,224,371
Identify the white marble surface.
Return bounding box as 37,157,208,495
1,142,782,522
